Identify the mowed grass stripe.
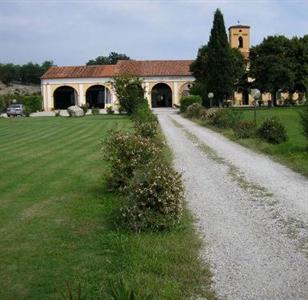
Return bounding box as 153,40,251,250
0,118,86,154
0,118,119,223
0,116,118,173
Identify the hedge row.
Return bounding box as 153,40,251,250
103,102,184,232
183,102,288,144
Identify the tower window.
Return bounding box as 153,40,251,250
238,36,243,48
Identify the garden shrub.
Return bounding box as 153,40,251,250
185,103,204,119
299,105,308,140
233,120,256,139
106,104,115,114
112,74,145,115
199,107,207,120
23,95,42,113
206,108,242,128
257,117,288,144
131,101,154,123
92,107,100,115
103,131,161,190
121,162,184,232
180,95,202,113
81,104,88,114
134,120,158,139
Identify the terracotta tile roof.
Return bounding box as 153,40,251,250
41,65,115,79
115,60,193,77
41,60,193,79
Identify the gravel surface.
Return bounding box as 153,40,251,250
155,109,308,300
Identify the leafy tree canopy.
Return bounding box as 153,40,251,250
86,52,130,65
0,61,54,85
112,73,145,115
249,34,308,104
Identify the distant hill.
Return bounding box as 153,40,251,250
0,81,41,96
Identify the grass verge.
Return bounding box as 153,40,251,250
194,107,308,177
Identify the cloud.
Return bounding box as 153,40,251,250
0,0,307,65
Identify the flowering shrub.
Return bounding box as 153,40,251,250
180,95,202,113
257,117,288,144
134,120,158,139
121,162,184,232
233,120,256,139
103,131,161,189
205,107,220,120
206,108,242,128
185,103,204,119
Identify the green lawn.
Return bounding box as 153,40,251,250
216,107,308,176
0,116,213,299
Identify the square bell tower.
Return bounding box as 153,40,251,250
228,25,250,59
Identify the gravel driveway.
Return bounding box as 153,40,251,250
155,109,308,300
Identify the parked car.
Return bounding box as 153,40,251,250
7,104,26,117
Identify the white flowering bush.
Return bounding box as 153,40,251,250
106,104,114,114
103,131,161,190
185,103,204,119
121,162,184,232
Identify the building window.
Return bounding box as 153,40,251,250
238,36,243,48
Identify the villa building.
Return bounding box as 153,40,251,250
42,24,278,110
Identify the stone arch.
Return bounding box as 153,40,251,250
85,85,111,108
53,86,78,109
151,83,172,108
238,36,243,48
179,82,193,98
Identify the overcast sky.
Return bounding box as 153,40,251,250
0,0,307,66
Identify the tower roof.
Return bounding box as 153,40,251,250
228,25,250,30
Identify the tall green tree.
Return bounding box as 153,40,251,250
290,35,308,93
86,52,130,65
205,9,236,106
190,10,245,106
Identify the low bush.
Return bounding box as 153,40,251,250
106,104,115,114
257,117,288,144
92,107,100,115
23,95,42,113
103,131,161,190
121,162,184,232
131,101,154,123
185,103,204,119
206,108,242,128
233,120,256,139
134,121,158,139
81,104,88,114
299,105,308,140
180,95,202,113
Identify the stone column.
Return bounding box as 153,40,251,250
173,81,179,106
42,84,48,111
143,82,151,108
47,85,52,111
78,84,85,106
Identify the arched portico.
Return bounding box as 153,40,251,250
179,82,193,98
85,85,111,108
53,86,78,109
151,83,172,108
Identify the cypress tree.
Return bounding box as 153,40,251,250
205,9,234,106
